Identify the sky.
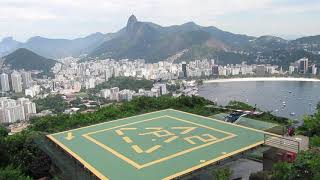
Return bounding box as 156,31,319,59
0,0,320,41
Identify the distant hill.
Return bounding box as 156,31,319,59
3,48,58,74
19,32,114,59
89,15,254,62
292,35,320,44
0,37,21,57
0,33,115,59
1,15,320,66
89,16,320,64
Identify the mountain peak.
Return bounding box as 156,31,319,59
126,15,139,34
127,15,138,26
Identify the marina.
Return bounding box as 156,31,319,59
199,80,320,120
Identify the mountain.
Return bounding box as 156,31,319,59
2,15,320,66
89,15,320,65
293,35,320,44
0,32,115,59
19,32,114,59
89,15,255,62
0,37,21,57
3,48,58,73
250,35,288,51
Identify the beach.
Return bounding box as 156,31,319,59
204,77,320,83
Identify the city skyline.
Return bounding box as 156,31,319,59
1,0,320,41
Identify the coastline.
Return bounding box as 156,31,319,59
204,77,320,83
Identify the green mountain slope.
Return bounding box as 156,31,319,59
89,15,253,62
3,48,57,73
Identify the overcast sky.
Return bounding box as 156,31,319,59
1,0,319,41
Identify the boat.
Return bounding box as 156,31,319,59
290,112,296,116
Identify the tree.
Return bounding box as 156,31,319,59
34,95,68,113
88,77,154,94
0,138,9,167
212,168,232,180
310,136,320,147
299,112,320,137
0,165,32,180
0,125,8,138
299,102,320,137
268,150,320,180
271,162,292,180
5,131,51,178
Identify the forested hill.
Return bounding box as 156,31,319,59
3,48,58,74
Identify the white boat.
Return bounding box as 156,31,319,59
290,112,296,116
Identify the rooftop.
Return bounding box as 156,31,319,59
47,109,275,180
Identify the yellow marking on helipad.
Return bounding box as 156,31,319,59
184,134,218,145
139,129,175,137
146,127,162,130
115,128,137,135
83,115,236,169
132,145,143,154
172,127,197,134
122,136,133,144
65,132,74,141
164,136,179,143
146,145,161,153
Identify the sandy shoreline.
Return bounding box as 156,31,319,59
204,77,320,83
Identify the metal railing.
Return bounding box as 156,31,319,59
264,134,300,153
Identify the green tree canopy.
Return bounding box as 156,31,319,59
212,168,232,180
0,165,32,180
0,125,8,138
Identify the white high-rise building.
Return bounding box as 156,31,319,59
23,101,36,120
85,78,96,89
11,71,23,93
100,89,111,99
0,73,10,92
22,71,33,89
119,89,134,101
25,85,41,98
289,66,295,74
312,64,317,75
4,105,25,123
110,87,120,101
0,97,37,124
153,83,167,95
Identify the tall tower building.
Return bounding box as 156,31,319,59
0,73,10,92
22,72,32,89
11,71,23,93
182,62,187,78
299,58,309,74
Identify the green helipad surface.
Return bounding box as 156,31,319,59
47,109,273,180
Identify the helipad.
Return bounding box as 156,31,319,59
47,109,272,180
